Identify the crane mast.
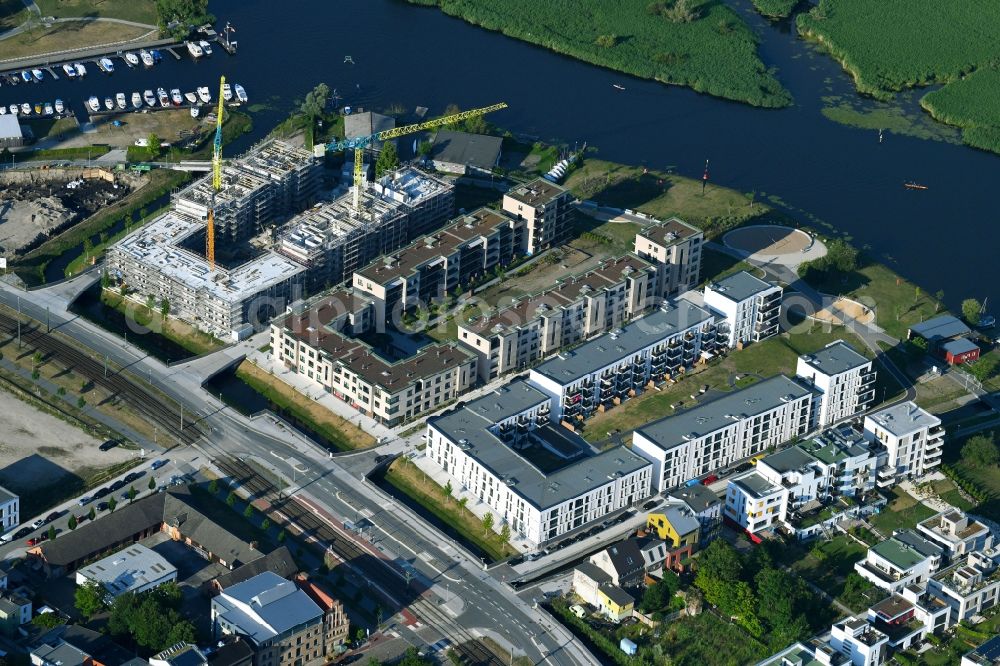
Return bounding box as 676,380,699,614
207,76,226,269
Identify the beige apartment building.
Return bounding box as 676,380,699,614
502,178,573,255
634,217,704,297
458,255,658,381
271,291,476,426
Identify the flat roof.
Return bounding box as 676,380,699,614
463,254,654,334
355,207,514,285
755,643,827,666
637,217,701,247
370,166,452,208
731,471,781,498
531,299,714,385
866,401,940,436
909,315,971,342
636,375,814,450
431,130,502,169
871,530,942,569
942,337,979,354
706,270,775,302
0,114,22,140
760,446,816,474
798,426,871,465
668,483,720,514
967,635,1000,662
800,340,870,376
429,381,650,510
504,178,568,207
112,211,304,305
77,544,176,596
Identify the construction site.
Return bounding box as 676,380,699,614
103,102,510,341
0,167,138,257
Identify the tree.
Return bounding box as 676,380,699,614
88,507,96,521
482,512,494,536
160,298,170,317
75,581,107,618
32,612,64,629
77,396,86,409
261,518,271,531
499,523,511,544
208,479,219,494
841,572,875,610
148,477,156,491
108,585,196,651
444,480,453,497
962,298,982,324
277,530,286,543
299,83,330,119
417,141,433,157
83,238,93,257
146,294,155,310
47,525,56,541
374,141,399,178
147,132,160,155
127,486,137,503
154,0,213,40
108,497,117,513
68,515,77,530
226,492,237,506
594,34,617,48
962,434,999,467
244,505,255,519
934,290,945,312
640,571,679,612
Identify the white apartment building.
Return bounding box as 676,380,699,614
703,271,782,348
458,255,658,382
528,299,718,424
0,486,18,535
632,374,815,493
927,547,1000,623
854,530,944,592
829,617,890,666
797,340,876,427
917,510,994,561
866,591,952,655
725,471,784,533
633,217,704,297
425,380,652,547
864,402,944,479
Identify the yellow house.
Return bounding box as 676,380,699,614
646,506,700,549
597,583,634,622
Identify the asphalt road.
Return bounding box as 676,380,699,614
0,278,597,666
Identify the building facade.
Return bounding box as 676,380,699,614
703,271,782,349
0,486,18,534
633,217,704,298
854,530,944,592
796,340,876,427
863,402,944,479
501,179,573,256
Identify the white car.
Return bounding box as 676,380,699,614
31,519,44,529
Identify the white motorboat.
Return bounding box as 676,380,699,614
87,97,100,113
222,83,232,101
190,107,200,118
103,97,114,111
8,104,17,115
144,90,156,107
74,63,87,77
125,52,139,66
157,88,169,107
233,84,247,104
62,64,76,78
116,93,127,109
196,86,211,103
31,69,44,82
199,40,213,56
99,58,114,73
0,107,6,115
140,50,154,67
54,99,64,114
43,103,53,116
132,92,142,109
170,89,183,106
20,103,30,115
186,41,204,58
184,91,197,104
20,71,31,83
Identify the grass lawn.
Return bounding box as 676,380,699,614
790,534,871,610
101,290,225,356
235,361,376,452
564,159,770,236
915,376,973,413
381,458,514,561
868,487,936,535
582,321,891,442
700,246,761,285
0,0,28,30
34,0,157,24
923,478,975,512
944,427,1000,523
21,116,79,140
800,259,945,340
0,20,152,61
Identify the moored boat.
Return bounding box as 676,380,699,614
125,52,139,66
33,102,42,114
184,91,197,104
199,40,213,56
99,57,114,73
20,103,31,115
157,88,169,107
190,106,200,118
222,83,232,101
87,97,100,113
196,86,211,103
9,104,18,115
20,71,31,83
104,97,114,111
186,41,204,58
233,84,247,103
144,90,156,107
140,50,154,67
54,99,64,114
0,107,5,115
132,92,143,109
31,69,44,82
62,64,76,78
43,102,53,116
170,88,183,106
75,63,87,77
116,93,127,109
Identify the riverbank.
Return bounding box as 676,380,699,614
407,0,791,108
0,20,155,62
921,69,1000,155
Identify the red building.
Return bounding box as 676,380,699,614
941,337,980,365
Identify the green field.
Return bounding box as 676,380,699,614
408,0,791,108
922,69,1000,155
34,0,157,24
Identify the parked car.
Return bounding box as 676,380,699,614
45,511,61,524
77,496,92,506
12,527,31,539
99,439,119,451
31,519,44,529
94,487,109,499
642,499,660,511
97,502,109,512
110,480,126,492
0,533,11,544
150,459,168,471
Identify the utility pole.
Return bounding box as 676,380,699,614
16,296,20,349
46,306,49,332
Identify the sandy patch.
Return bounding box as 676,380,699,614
812,297,876,326
725,225,812,256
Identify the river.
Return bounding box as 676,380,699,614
3,0,997,310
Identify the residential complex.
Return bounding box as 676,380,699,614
854,529,944,592
271,291,476,426
458,254,659,381
703,270,782,349
632,375,814,493
927,546,1000,623
425,380,652,547
863,402,944,479
633,217,704,297
917,510,993,560
528,299,718,424
501,178,573,255
797,340,876,427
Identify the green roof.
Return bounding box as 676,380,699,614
871,535,935,570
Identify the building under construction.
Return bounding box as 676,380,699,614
174,139,322,245
106,211,305,340
277,166,454,291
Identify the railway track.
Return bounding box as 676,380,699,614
0,310,203,445
214,457,507,666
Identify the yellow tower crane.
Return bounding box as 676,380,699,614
206,75,227,269
320,102,508,213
